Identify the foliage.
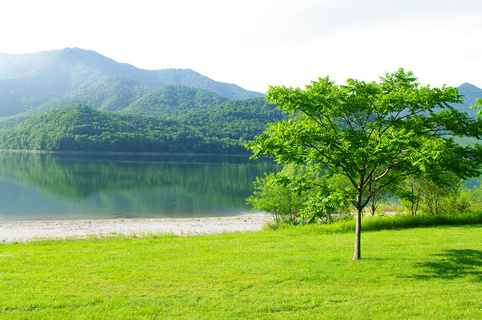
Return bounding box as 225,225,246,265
248,68,482,259
119,85,228,118
317,211,482,234
0,101,285,154
0,225,480,319
444,183,482,214
0,48,263,117
297,173,353,223
247,164,352,227
397,172,464,216
246,164,311,226
178,97,289,143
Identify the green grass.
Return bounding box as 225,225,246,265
316,211,482,233
0,224,481,319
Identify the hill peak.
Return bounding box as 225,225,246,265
0,48,264,117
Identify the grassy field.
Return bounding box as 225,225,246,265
0,223,481,319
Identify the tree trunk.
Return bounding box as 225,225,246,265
353,207,362,260
353,193,362,260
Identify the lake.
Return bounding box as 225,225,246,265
0,152,280,221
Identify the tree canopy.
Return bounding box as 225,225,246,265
0,99,286,155
248,68,482,260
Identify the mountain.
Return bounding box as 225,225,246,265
0,100,286,154
0,104,236,153
0,77,148,129
178,98,288,142
119,85,229,118
456,83,482,118
0,47,264,117
0,79,231,130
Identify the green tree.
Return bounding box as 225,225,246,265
246,164,309,227
397,172,464,216
248,69,482,260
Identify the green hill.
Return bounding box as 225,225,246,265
0,77,151,129
0,80,229,130
119,85,229,118
456,82,482,118
0,101,287,154
178,97,288,142
0,48,263,117
0,104,240,153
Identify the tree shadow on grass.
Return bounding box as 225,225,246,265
412,249,482,281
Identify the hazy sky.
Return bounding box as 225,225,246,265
1,0,481,93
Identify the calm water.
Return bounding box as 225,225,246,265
0,153,280,221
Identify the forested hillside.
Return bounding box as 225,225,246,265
0,48,263,117
456,83,482,118
178,98,288,142
0,47,480,155
119,85,229,118
0,101,286,154
0,105,229,153
0,81,230,130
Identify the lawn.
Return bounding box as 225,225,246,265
0,224,480,319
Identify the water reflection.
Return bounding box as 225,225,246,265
0,153,280,221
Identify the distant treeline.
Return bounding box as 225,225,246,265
0,98,288,154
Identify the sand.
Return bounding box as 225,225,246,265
0,216,273,243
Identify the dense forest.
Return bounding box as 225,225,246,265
0,48,480,155
0,48,263,117
0,79,231,130
119,85,229,118
0,98,288,154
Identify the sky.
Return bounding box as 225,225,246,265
1,0,481,93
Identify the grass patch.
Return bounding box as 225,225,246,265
0,224,480,319
315,211,482,234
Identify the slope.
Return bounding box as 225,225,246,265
0,79,227,130
0,101,286,154
0,104,226,153
119,85,229,118
178,97,288,142
0,48,264,116
456,82,482,118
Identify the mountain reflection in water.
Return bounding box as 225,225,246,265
0,153,279,221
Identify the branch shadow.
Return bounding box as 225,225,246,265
411,249,482,281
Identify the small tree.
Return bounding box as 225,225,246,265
248,69,482,260
397,173,424,216
421,172,463,215
247,165,352,226
246,164,311,227
398,172,463,216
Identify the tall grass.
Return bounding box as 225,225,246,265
311,211,482,234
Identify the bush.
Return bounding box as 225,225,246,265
247,164,308,227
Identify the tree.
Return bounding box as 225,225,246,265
246,164,309,227
397,171,463,216
248,69,482,260
247,164,352,227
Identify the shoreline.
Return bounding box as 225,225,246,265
0,149,251,157
0,216,273,243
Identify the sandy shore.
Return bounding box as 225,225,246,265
0,216,273,243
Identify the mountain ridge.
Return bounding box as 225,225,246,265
0,47,264,117
0,98,287,154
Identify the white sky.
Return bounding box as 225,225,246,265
1,0,481,93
